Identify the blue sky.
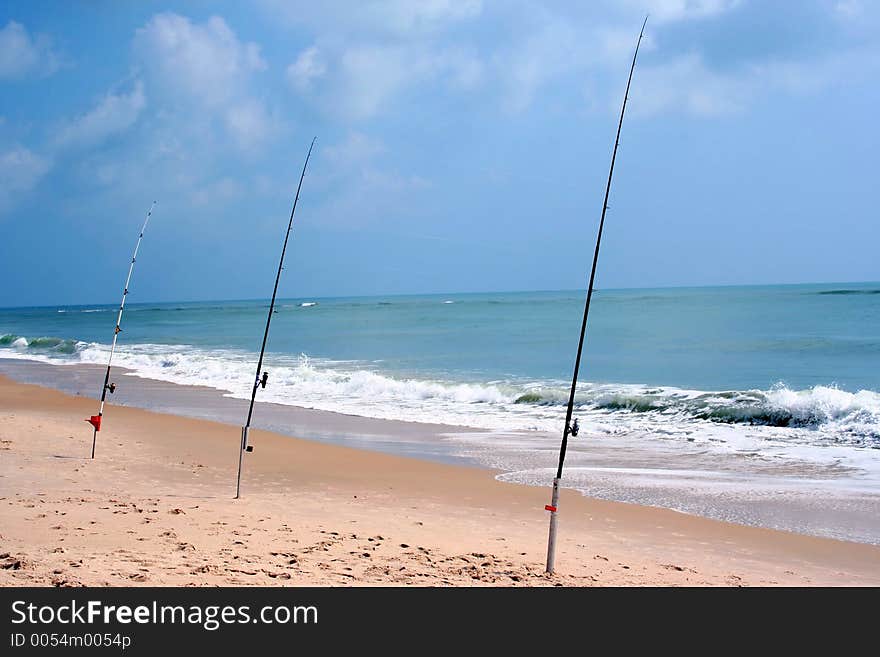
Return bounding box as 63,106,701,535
1,0,878,306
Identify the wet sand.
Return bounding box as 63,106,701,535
1,375,879,586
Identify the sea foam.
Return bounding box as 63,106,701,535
2,334,878,448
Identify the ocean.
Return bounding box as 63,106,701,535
2,283,879,542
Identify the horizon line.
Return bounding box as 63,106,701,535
2,279,879,311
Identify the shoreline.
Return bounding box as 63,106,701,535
3,357,880,547
1,375,879,586
0,358,481,466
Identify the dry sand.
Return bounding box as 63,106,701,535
1,375,878,586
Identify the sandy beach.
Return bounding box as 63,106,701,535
1,375,878,587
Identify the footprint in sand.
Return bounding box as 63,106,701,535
0,553,29,570
265,571,291,580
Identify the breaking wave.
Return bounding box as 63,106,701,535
513,384,880,444
0,334,80,354
1,332,878,446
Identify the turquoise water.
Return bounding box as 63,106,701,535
1,283,879,443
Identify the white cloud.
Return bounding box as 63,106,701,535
279,0,484,120
336,45,416,118
289,42,482,119
54,81,146,149
0,146,51,212
286,46,327,91
630,44,880,118
834,0,862,18
356,0,483,34
488,1,875,118
491,1,745,115
310,133,432,228
318,164,431,228
623,0,742,23
632,53,747,116
830,0,880,33
225,99,274,150
286,5,655,119
323,132,386,166
191,176,243,206
134,13,266,108
261,0,482,36
499,16,583,113
133,13,277,150
0,21,60,79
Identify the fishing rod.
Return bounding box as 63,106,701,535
86,201,156,459
544,16,648,575
235,137,316,499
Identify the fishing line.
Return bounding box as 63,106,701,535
86,201,156,459
235,138,316,499
545,17,648,574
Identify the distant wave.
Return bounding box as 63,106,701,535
300,302,318,308
817,289,880,296
55,308,111,314
53,304,272,314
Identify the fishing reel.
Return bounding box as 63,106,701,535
566,418,580,438
241,427,255,453
104,382,116,394
258,372,268,389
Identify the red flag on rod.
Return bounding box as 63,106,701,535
85,415,101,431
